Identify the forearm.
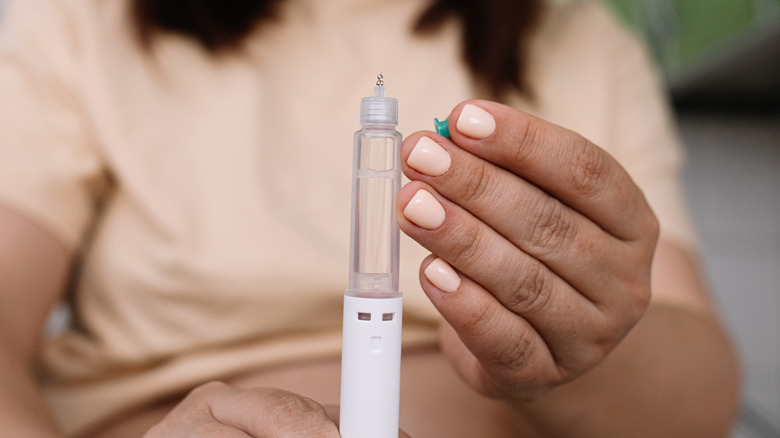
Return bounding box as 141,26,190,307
0,206,70,437
512,302,740,438
0,342,62,437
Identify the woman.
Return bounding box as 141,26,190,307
0,0,739,436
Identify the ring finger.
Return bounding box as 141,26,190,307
402,132,635,308
398,181,607,372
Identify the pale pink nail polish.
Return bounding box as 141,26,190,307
403,189,445,230
407,136,452,177
424,258,461,292
456,104,496,139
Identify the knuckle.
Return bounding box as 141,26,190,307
630,195,660,246
508,115,541,166
505,262,553,317
448,219,488,267
596,310,633,351
589,325,623,364
645,210,661,244
528,199,573,256
186,381,227,402
460,160,492,205
629,273,652,309
459,299,498,339
298,396,327,417
558,346,605,381
266,393,336,436
555,330,614,381
569,139,605,197
269,392,327,421
625,278,652,321
495,328,535,372
617,256,654,316
590,331,617,362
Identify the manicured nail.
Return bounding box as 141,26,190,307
403,189,445,229
456,104,495,139
407,136,452,177
424,258,461,292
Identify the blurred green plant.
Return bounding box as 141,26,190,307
603,0,780,79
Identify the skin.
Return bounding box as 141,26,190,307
399,100,660,401
0,205,69,437
397,101,739,437
0,101,739,437
143,383,351,438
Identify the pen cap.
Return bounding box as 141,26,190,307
361,85,398,126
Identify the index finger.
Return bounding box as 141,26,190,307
446,100,656,242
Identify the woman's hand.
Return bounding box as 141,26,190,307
398,100,659,401
143,382,341,438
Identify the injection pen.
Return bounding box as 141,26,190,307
340,74,403,438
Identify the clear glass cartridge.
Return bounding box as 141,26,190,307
347,76,402,298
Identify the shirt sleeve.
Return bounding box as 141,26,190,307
0,0,107,250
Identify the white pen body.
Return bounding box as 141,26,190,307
340,83,403,438
340,295,402,438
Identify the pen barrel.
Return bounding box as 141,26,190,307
348,127,403,298
340,295,403,438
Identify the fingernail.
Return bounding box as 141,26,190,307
424,258,461,292
407,136,452,177
403,189,445,229
456,104,496,139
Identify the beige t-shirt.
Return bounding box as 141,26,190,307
0,0,695,435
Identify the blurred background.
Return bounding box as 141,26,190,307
603,1,780,437
0,0,777,436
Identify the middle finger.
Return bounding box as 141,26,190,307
402,132,631,306
397,181,606,371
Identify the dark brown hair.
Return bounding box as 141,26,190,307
132,0,543,98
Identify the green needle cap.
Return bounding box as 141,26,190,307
434,118,450,138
